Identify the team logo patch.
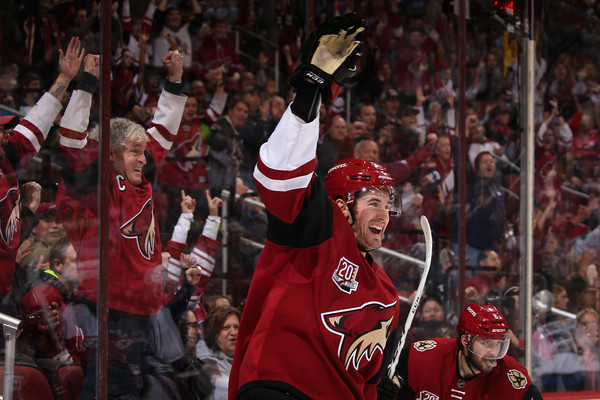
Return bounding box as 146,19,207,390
417,390,439,400
322,301,397,370
121,197,156,260
413,340,437,352
332,257,360,294
507,369,527,389
0,187,20,246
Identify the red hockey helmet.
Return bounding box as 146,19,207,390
324,158,401,215
458,303,509,340
458,303,510,360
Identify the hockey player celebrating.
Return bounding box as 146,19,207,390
389,303,542,399
229,14,403,400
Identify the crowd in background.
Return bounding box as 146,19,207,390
0,0,598,397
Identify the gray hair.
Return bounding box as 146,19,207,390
88,117,148,150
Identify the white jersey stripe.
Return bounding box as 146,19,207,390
254,168,313,192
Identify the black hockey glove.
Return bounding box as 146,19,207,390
290,13,365,106
377,375,402,400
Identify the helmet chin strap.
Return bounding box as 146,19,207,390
461,336,487,380
347,203,375,253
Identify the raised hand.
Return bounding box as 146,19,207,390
180,190,196,214
59,37,85,82
162,50,183,82
83,54,100,78
206,190,223,217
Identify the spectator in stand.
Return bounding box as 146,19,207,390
65,3,100,50
207,95,249,198
379,105,422,163
353,136,380,162
156,75,227,238
467,122,506,172
574,308,600,391
534,98,572,204
354,103,377,137
201,305,241,399
406,292,456,345
20,235,79,361
112,31,149,116
316,115,348,178
375,88,402,132
577,289,600,314
0,37,81,316
116,0,155,68
465,250,504,303
56,48,186,398
239,86,270,189
467,49,504,118
150,0,203,74
568,111,600,187
452,152,506,263
19,0,64,85
549,198,593,246
487,105,513,146
394,22,438,96
418,134,454,240
193,16,242,81
545,56,577,115
17,72,43,115
17,203,65,270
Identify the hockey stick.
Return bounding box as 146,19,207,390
387,215,433,379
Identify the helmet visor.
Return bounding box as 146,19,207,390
468,335,510,360
354,186,402,216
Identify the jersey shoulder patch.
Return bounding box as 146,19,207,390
507,369,528,389
413,340,437,352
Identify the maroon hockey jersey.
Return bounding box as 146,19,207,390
56,88,186,315
229,106,401,399
0,93,62,294
399,338,540,400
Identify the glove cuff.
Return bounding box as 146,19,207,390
290,79,321,123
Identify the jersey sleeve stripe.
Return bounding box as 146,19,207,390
59,134,88,149
16,92,61,140
191,248,216,267
13,124,42,152
147,126,173,150
254,166,313,193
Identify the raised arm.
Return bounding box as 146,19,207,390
49,36,85,101
253,14,364,223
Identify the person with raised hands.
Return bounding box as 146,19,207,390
55,48,187,398
229,14,404,399
0,37,83,315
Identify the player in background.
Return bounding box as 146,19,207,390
387,303,542,400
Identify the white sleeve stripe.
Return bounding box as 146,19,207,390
191,249,215,264
59,135,88,149
15,126,41,152
200,269,211,278
254,167,313,192
147,126,172,150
